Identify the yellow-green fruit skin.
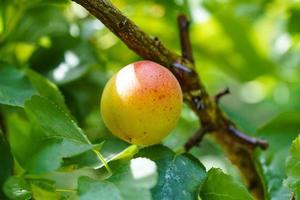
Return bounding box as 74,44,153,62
101,60,183,146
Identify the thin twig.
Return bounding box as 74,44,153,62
214,87,230,103
178,15,194,64
228,126,268,150
185,126,213,152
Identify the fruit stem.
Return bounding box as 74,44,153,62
56,188,77,193
92,149,113,176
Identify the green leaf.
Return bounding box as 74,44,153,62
3,177,32,200
0,130,13,198
78,157,158,200
29,178,58,200
137,145,207,200
200,168,254,200
7,114,91,173
0,64,37,107
27,138,93,173
8,95,92,173
255,112,300,199
26,69,70,114
3,176,59,200
78,177,122,200
23,95,92,172
8,114,40,170
24,95,90,144
285,135,300,198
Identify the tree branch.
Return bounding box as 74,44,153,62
228,126,268,150
215,87,230,103
72,0,267,199
177,15,194,64
184,126,213,152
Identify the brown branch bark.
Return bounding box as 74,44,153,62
72,0,267,199
185,126,213,152
215,87,230,103
177,15,194,64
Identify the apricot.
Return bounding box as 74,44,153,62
100,60,182,146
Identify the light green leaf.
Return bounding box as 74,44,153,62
8,114,91,173
285,135,300,199
0,64,37,107
8,95,92,173
200,168,254,200
26,69,70,114
4,176,59,200
137,145,207,200
8,114,40,170
24,95,90,144
27,138,93,173
255,112,300,199
3,177,32,200
29,178,58,200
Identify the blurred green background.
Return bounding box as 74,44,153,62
1,0,300,184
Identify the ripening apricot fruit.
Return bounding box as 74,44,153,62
100,60,182,146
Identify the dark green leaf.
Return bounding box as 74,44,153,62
137,145,207,200
0,130,13,199
200,168,254,200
